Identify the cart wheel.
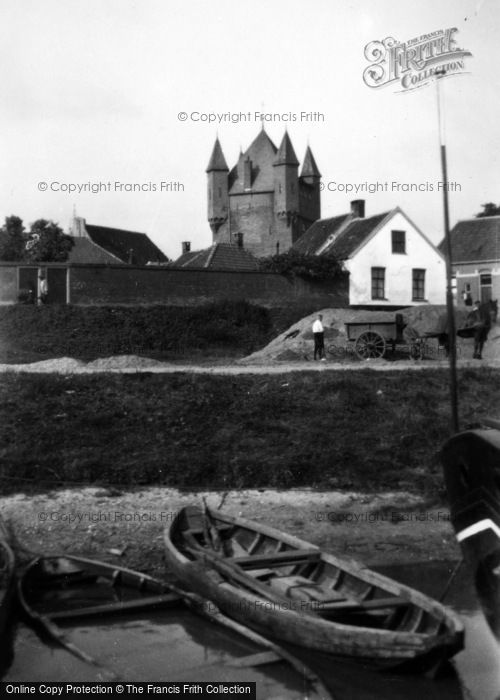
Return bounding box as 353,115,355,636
355,331,386,360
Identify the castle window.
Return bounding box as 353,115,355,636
279,183,282,193
218,187,222,197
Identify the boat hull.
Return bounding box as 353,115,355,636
441,428,500,637
164,506,464,669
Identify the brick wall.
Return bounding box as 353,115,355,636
0,262,349,310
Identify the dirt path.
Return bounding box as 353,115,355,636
0,355,499,374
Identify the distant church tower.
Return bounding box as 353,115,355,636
206,128,321,257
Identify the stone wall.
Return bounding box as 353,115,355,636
0,262,349,311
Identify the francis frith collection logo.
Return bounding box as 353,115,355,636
363,28,472,91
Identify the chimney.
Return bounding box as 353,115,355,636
350,199,365,218
182,241,191,254
243,157,252,190
234,232,244,248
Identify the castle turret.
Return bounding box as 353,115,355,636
273,132,299,220
206,138,229,235
299,145,321,223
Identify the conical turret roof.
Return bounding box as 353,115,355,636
206,138,229,172
300,146,321,178
274,131,299,166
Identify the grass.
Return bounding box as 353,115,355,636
0,302,303,364
2,367,499,495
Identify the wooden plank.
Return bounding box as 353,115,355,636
47,592,183,620
185,547,293,607
320,596,410,613
228,651,281,668
231,549,320,568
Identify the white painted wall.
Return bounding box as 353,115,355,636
344,211,446,306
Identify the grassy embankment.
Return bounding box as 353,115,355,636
1,368,499,495
0,302,298,364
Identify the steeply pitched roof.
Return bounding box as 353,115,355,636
440,216,500,262
206,138,229,172
274,132,299,166
292,215,352,254
292,210,391,259
85,224,168,265
228,129,278,193
67,237,122,264
173,243,260,271
300,146,321,178
327,212,390,258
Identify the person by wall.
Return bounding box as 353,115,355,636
38,272,48,304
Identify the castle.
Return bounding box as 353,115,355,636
206,128,321,257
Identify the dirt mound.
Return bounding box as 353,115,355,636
241,306,500,364
86,355,167,370
240,308,396,364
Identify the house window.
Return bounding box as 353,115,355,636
392,230,406,254
371,267,385,300
412,269,426,300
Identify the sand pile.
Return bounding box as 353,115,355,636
241,306,500,364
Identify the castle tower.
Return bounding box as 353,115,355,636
273,132,300,250
206,138,229,235
298,145,321,225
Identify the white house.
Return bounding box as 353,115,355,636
293,200,446,306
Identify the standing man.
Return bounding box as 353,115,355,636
467,300,491,359
312,314,326,361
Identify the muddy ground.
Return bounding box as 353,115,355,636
1,487,460,578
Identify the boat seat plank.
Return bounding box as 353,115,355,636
228,650,281,668
47,592,183,620
184,524,233,537
231,549,321,568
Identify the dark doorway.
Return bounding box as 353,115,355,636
46,268,67,303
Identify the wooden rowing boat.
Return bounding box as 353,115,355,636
0,519,15,635
164,505,464,670
441,424,500,637
19,554,333,697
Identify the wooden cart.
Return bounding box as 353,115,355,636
345,314,414,360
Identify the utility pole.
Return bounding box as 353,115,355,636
436,70,459,434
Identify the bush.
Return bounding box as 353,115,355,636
259,250,344,280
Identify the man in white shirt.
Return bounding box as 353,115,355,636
312,314,325,361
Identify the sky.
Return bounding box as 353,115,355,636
1,0,498,260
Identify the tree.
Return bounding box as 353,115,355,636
25,219,74,262
476,202,500,218
259,250,344,280
0,215,26,261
